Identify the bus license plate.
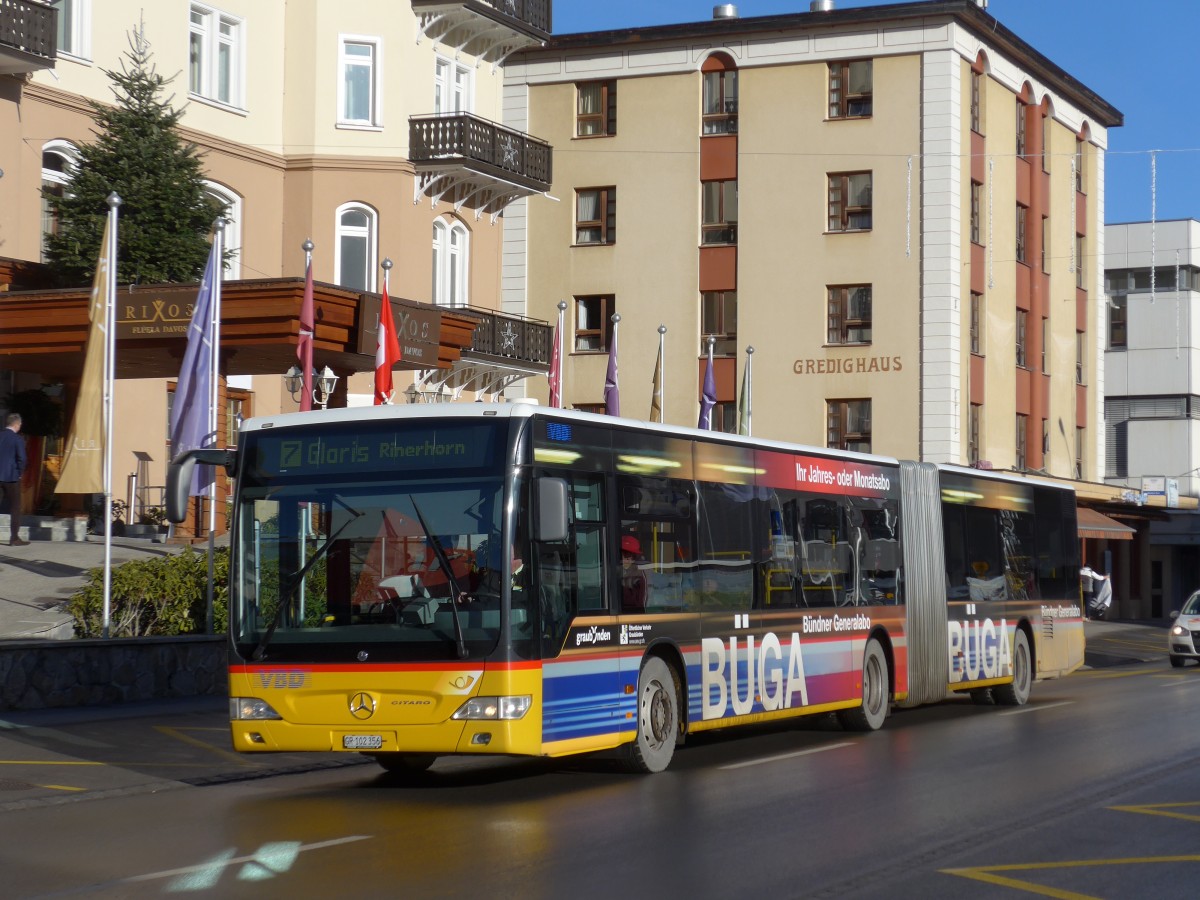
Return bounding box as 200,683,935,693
343,734,383,750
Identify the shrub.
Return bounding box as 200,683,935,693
68,547,229,638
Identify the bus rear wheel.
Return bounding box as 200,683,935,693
372,752,437,774
838,639,889,731
626,656,679,774
993,629,1031,706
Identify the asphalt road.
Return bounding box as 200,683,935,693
2,620,1197,899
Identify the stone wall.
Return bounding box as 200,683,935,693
0,636,227,711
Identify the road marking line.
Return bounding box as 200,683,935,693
36,784,87,792
122,835,371,886
999,701,1073,716
0,760,103,766
1110,801,1200,823
719,741,853,770
155,725,252,766
944,854,1200,900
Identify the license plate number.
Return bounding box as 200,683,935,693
343,734,383,750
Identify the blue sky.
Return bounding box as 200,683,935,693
552,0,1200,225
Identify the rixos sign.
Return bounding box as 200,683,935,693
357,295,442,367
116,288,196,339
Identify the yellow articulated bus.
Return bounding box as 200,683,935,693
167,403,1083,774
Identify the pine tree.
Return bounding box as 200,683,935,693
43,29,223,287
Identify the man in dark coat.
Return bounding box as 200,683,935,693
0,413,29,546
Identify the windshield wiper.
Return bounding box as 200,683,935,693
253,496,364,661
408,496,469,660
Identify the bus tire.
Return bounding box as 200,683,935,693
837,639,889,732
372,752,436,774
1170,654,1185,668
993,629,1031,706
626,656,679,774
970,688,994,705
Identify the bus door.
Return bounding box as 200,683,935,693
694,480,762,723
533,472,623,749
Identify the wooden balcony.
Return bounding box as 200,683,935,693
0,0,56,74
411,0,550,65
410,112,552,219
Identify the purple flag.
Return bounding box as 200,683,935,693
698,353,716,430
168,240,220,496
604,320,620,416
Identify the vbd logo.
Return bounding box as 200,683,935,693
256,671,309,689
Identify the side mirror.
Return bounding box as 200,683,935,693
534,477,569,543
166,448,236,523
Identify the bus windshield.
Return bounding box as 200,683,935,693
230,418,519,663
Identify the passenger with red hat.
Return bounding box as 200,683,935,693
620,534,647,613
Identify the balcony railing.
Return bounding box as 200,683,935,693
410,112,552,192
0,0,56,74
465,308,551,367
411,0,550,63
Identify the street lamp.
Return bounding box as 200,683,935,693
283,365,339,410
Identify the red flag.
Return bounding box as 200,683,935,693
375,283,401,404
548,322,562,408
297,258,315,411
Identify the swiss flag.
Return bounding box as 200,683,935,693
374,284,401,404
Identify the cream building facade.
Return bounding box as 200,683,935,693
504,0,1122,479
1,0,551,525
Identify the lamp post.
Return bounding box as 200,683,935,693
284,365,339,410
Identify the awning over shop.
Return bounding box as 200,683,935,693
1077,507,1136,541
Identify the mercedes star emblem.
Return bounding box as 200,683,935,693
349,692,376,720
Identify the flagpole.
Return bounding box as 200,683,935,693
299,239,315,411
205,218,225,635
381,257,393,404
554,299,567,408
101,192,121,639
746,346,754,436
605,313,620,417
657,324,666,423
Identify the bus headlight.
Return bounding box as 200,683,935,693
230,697,282,720
452,696,532,720
1171,624,1186,636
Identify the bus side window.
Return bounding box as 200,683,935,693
536,473,607,658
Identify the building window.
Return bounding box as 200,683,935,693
970,291,983,354
574,403,605,416
575,187,616,245
1042,114,1051,173
1015,101,1027,156
1015,414,1028,470
828,172,872,232
53,0,91,59
827,285,871,345
970,182,982,244
1076,235,1085,289
1075,426,1085,479
336,203,377,293
1016,309,1027,367
432,217,469,307
203,181,241,279
710,402,737,434
190,4,243,107
435,56,472,114
1042,419,1050,459
827,399,871,453
1076,331,1085,384
41,140,79,263
1108,296,1127,349
577,81,616,137
828,59,872,118
575,295,615,352
970,70,983,134
339,37,381,126
701,291,737,356
1075,140,1085,193
702,66,738,134
1015,204,1027,264
226,389,251,445
702,180,738,245
968,404,981,464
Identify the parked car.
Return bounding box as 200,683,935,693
1168,590,1200,668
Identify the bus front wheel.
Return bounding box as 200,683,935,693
838,639,889,731
626,656,679,774
993,629,1031,706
